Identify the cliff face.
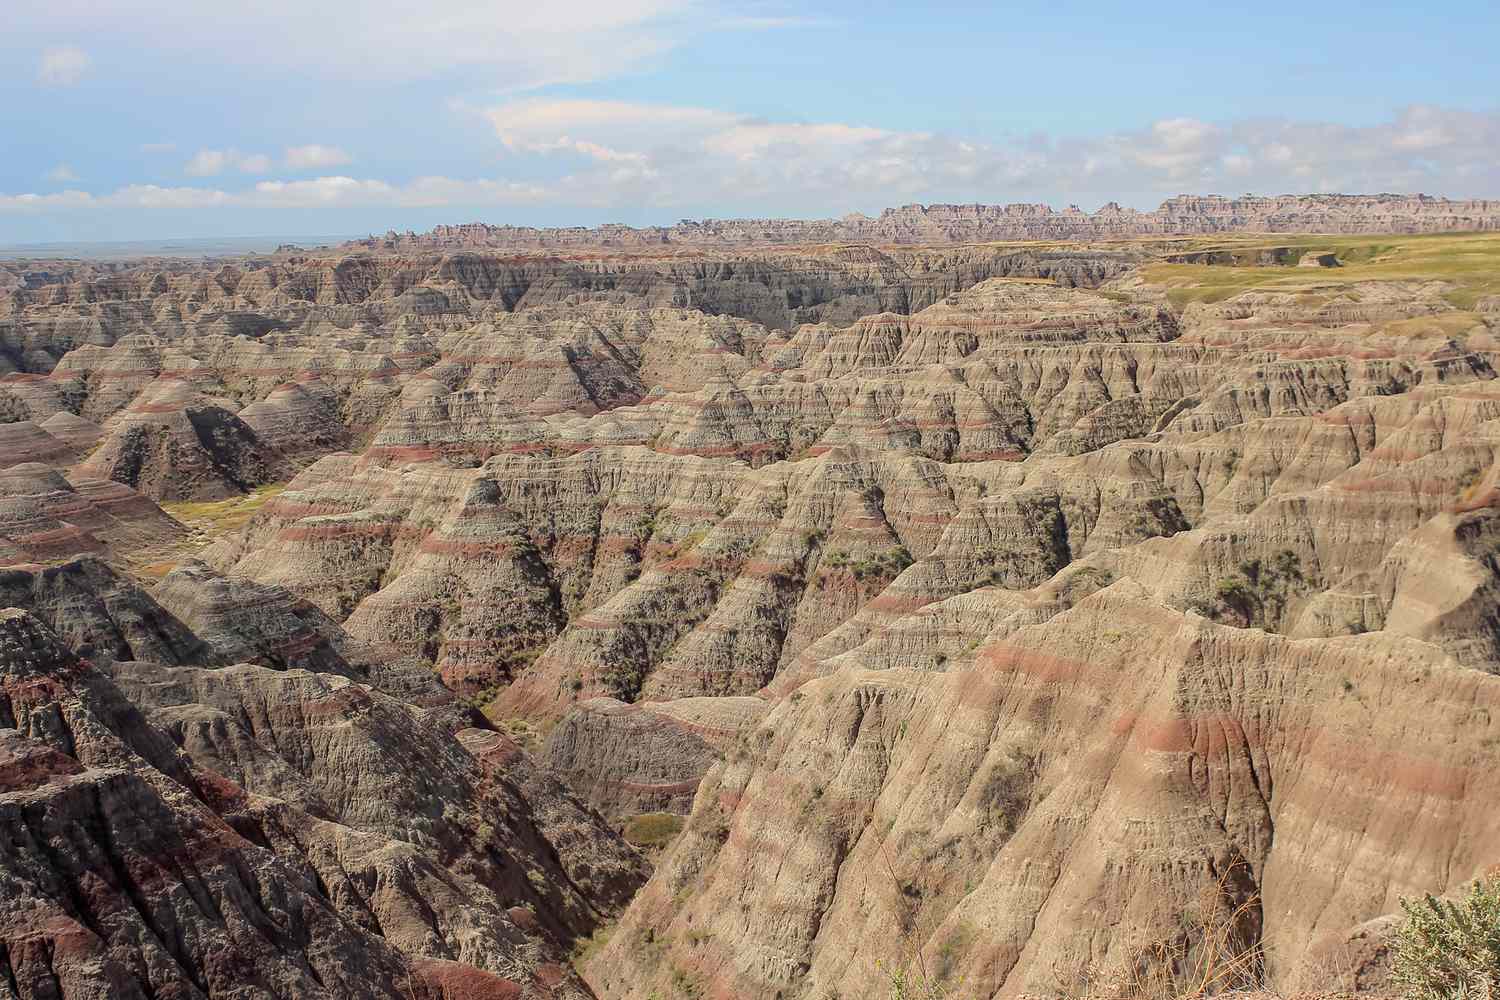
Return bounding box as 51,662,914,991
356,194,1500,251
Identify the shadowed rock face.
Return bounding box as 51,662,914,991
4,230,1500,999
541,696,767,822
0,566,648,998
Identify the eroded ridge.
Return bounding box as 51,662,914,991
2,230,1499,998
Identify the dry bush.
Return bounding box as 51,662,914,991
1393,878,1500,1000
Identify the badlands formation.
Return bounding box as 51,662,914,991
2,210,1500,999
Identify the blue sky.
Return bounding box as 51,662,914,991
4,0,1499,242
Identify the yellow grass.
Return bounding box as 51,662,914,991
160,483,287,535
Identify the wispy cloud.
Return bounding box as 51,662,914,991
44,164,79,183
284,144,353,170
185,149,273,177
715,14,838,30
10,0,724,91
36,45,90,86
1,175,550,212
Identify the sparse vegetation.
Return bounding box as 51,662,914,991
824,545,914,582
1456,466,1488,504
1192,550,1313,632
883,961,951,1000
1058,866,1265,1000
669,963,704,998
161,483,288,552
496,716,543,749
465,684,499,710
571,924,615,964
878,842,956,999
1393,877,1500,1000
623,812,686,851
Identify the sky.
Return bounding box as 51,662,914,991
3,0,1499,242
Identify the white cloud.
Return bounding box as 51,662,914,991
249,176,396,206
284,144,353,170
0,175,549,213
488,99,735,152
246,175,548,208
109,185,234,209
184,150,229,176
10,0,714,90
36,45,90,86
185,149,272,176
0,190,95,211
715,15,836,30
45,164,80,183
4,105,1499,218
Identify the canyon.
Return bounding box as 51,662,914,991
2,211,1499,999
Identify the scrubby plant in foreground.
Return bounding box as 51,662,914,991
1394,878,1500,1000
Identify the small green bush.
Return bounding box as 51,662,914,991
1394,878,1500,1000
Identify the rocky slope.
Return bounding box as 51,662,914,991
4,229,1500,998
0,557,648,998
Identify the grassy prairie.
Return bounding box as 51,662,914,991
1139,232,1500,309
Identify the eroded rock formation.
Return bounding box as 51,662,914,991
3,224,1500,998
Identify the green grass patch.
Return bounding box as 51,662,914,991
162,483,288,534
622,812,685,849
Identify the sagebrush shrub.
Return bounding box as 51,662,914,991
1394,878,1500,1000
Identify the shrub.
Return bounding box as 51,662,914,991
1197,550,1313,632
1394,878,1500,1000
883,962,949,1000
852,546,914,581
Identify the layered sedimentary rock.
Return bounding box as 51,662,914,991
0,466,183,566
6,226,1500,999
0,609,457,1000
588,583,1500,999
541,696,767,821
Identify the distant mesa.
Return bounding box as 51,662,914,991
347,193,1500,252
